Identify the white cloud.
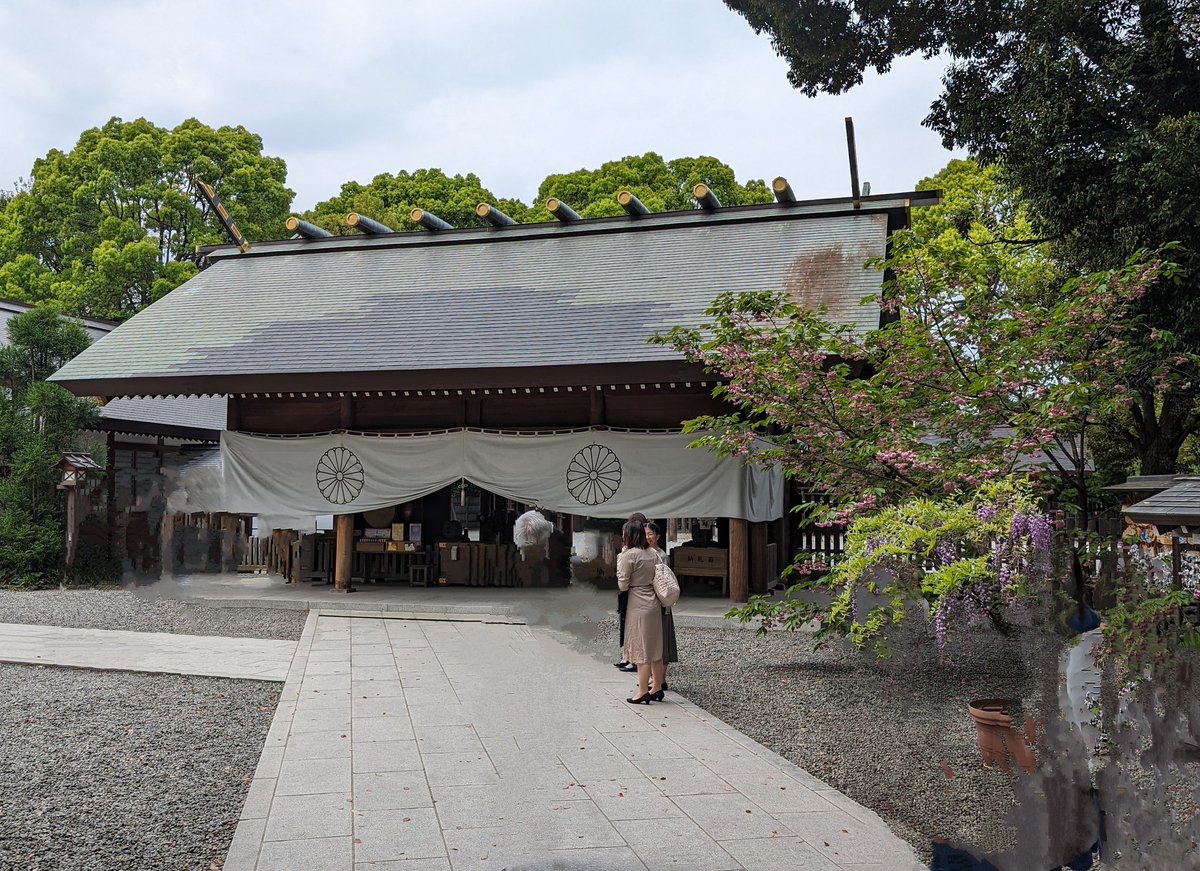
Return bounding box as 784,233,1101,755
0,0,962,209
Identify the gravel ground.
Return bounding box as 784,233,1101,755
0,663,278,871
0,589,306,640
669,622,1068,865
667,622,1199,869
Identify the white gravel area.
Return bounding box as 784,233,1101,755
668,622,1062,863
0,663,279,871
0,589,306,640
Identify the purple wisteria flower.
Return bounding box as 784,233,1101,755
934,539,957,567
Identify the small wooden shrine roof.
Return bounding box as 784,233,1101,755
50,191,935,399
1124,477,1200,528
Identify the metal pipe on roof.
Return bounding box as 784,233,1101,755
693,184,721,210
476,203,516,226
285,216,332,238
346,213,394,234
772,177,796,203
410,208,454,231
861,181,871,196
617,191,650,216
546,198,581,222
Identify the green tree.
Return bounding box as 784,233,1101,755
723,0,1200,473
0,306,100,587
657,158,1191,519
305,153,773,229
305,168,530,234
530,152,773,220
0,117,293,319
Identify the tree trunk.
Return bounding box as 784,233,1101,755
1134,387,1195,475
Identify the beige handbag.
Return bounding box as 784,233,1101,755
652,550,681,607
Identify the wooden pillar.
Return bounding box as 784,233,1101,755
221,514,240,574
751,521,769,595
105,432,117,557
1172,533,1184,591
729,518,749,603
334,513,354,591
64,486,79,569
589,389,605,426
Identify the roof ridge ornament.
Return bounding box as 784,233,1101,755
845,116,862,209
772,177,796,204
285,216,332,238
196,180,251,252
411,208,453,231
546,198,581,222
617,191,650,216
347,213,394,234
476,203,517,227
693,183,721,210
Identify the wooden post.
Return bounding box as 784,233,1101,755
334,513,354,592
105,432,117,558
589,388,605,426
1173,533,1184,591
65,487,79,569
751,521,769,595
729,518,749,603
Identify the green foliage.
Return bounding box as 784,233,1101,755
306,153,772,230
655,170,1186,522
305,168,529,234
0,117,293,320
0,307,101,587
530,152,772,220
724,0,1200,473
727,478,1060,655
1099,547,1200,685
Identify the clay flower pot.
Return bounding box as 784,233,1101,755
968,698,1037,774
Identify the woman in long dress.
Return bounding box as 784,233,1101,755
645,521,678,692
617,519,666,703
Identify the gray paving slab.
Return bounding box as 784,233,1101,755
354,808,446,863
0,621,296,680
228,613,922,870
355,860,451,871
257,835,353,871
353,770,433,811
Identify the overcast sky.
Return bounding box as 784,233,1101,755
0,1,960,212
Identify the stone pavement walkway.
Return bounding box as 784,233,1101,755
0,621,296,681
225,613,923,871
167,573,745,628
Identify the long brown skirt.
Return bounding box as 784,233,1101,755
623,585,664,664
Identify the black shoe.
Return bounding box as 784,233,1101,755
613,660,630,669
618,662,638,673
649,689,665,702
627,692,655,704
660,682,668,692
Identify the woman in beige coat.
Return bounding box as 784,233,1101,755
618,519,666,703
